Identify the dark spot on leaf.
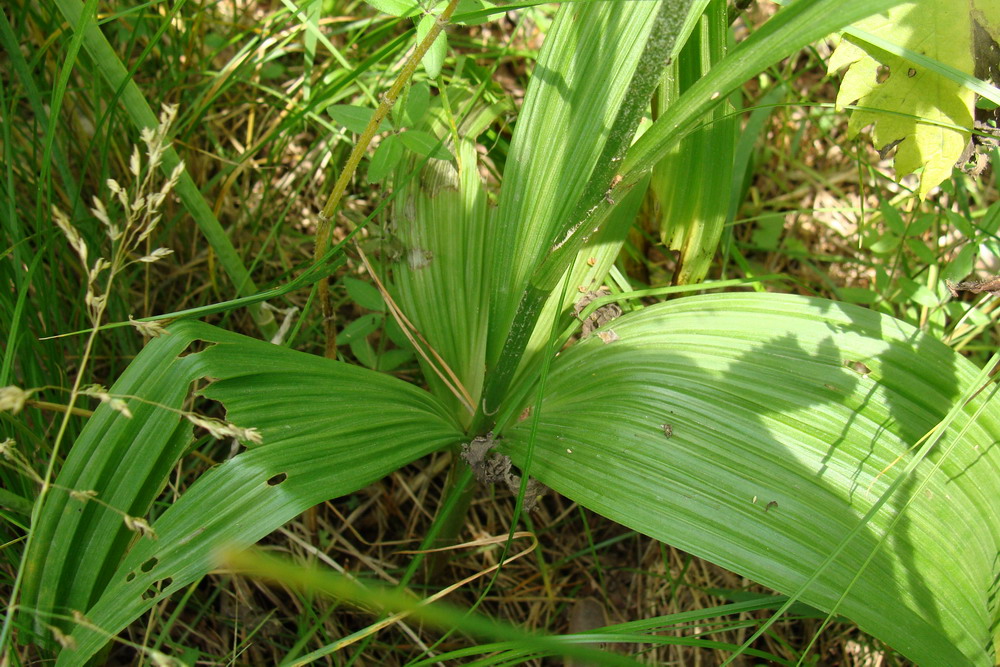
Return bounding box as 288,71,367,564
661,423,673,438
907,67,916,77
765,500,779,512
140,557,158,573
267,472,287,486
877,138,904,160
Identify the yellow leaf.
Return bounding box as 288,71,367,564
828,1,996,198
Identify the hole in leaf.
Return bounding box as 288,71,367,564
142,586,157,601
140,557,158,573
267,472,287,486
176,339,218,359
159,577,173,589
125,572,136,583
876,64,891,84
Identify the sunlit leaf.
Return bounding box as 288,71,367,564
416,13,447,79
502,293,1000,666
362,0,418,17
828,1,1000,196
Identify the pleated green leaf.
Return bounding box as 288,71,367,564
486,2,667,366
24,321,461,664
21,330,197,646
501,293,1000,666
385,104,499,423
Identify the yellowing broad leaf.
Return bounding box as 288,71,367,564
829,1,1000,198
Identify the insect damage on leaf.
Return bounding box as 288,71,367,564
827,3,994,197
460,433,547,511
573,286,622,337
846,360,872,376
957,120,1000,177
597,329,619,344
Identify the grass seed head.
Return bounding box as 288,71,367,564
0,386,28,414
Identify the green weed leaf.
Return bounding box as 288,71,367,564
327,104,392,134
399,129,453,160
344,276,387,311
363,0,419,16
369,134,404,183
829,1,1000,197
403,80,431,127
416,14,447,79
338,312,383,344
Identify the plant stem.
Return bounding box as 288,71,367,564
314,0,461,358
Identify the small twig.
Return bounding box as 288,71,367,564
314,2,461,358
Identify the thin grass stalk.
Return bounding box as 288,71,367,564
314,0,461,358
50,0,278,338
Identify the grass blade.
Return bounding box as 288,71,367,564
50,0,276,337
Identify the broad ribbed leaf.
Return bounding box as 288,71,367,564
385,103,500,423
21,330,196,646
501,293,999,666
486,2,665,366
28,321,461,664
